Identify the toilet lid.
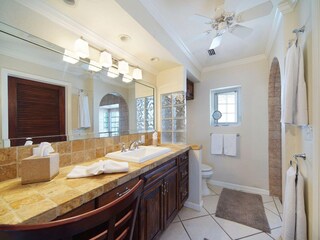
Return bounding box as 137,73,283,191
201,163,212,172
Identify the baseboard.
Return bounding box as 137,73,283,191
184,201,202,211
208,180,270,196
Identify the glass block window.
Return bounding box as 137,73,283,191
99,104,120,137
161,91,186,144
136,96,154,132
210,86,241,126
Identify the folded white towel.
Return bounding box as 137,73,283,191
223,134,237,156
79,94,91,128
67,160,129,179
211,134,223,155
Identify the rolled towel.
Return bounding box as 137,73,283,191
33,142,55,157
67,160,129,179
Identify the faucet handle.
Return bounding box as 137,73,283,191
119,142,126,152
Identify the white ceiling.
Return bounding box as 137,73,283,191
4,0,278,79
134,0,277,68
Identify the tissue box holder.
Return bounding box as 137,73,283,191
21,153,59,184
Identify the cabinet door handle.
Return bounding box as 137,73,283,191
166,182,169,193
117,187,130,197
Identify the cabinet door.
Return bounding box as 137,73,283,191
139,179,164,240
163,167,179,228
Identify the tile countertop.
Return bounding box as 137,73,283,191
0,144,191,225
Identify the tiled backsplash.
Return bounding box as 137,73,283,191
0,132,155,182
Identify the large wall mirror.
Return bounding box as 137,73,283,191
0,22,156,147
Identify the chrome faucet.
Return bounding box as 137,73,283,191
129,140,141,151
120,142,126,152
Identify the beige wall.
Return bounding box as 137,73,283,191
187,59,269,190
156,66,186,131
268,0,315,238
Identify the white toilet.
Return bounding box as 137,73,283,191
201,163,213,196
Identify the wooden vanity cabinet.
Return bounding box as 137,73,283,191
53,150,189,240
138,151,189,240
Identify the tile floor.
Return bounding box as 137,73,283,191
160,185,283,240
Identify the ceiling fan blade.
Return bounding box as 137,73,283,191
187,30,212,43
229,24,253,39
223,0,240,13
189,14,214,24
236,1,273,23
209,34,223,49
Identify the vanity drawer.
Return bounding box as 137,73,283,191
141,158,177,190
96,177,139,207
178,151,189,165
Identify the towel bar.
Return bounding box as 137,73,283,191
293,153,306,160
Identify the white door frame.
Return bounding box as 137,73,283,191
311,0,320,239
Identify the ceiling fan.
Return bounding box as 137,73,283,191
192,0,273,50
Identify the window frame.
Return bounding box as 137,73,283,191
210,86,241,126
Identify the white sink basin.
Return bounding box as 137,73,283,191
106,146,171,163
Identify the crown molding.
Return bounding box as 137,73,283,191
138,0,202,72
14,0,159,75
265,8,283,58
278,0,298,15
201,54,267,73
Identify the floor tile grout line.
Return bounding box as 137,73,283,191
264,207,283,226
267,226,282,240
235,231,269,240
180,213,211,222
272,196,283,221
209,214,233,240
264,205,281,217
179,218,192,240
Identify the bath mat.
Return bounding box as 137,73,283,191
215,188,271,233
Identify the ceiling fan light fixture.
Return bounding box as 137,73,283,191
210,34,223,49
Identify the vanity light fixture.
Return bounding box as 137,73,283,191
74,37,89,58
132,68,142,80
107,66,119,78
62,49,79,64
88,60,102,72
118,60,129,74
99,51,112,68
122,74,133,83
